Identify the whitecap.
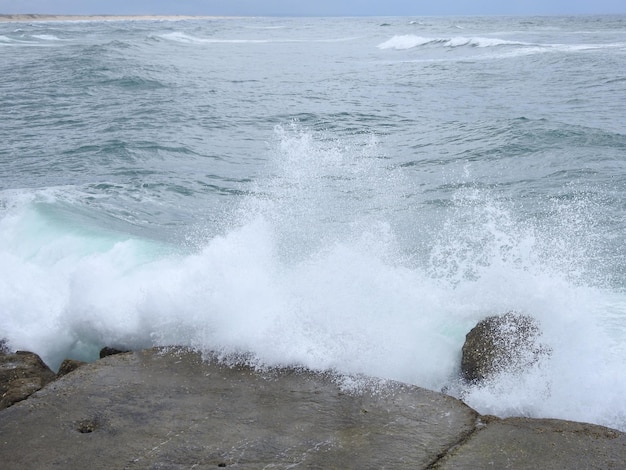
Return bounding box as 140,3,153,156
377,35,435,50
377,35,532,50
160,32,269,44
32,34,61,41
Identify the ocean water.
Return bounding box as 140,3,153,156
1,15,625,431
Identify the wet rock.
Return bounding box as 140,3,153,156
461,312,550,383
0,351,56,410
99,346,130,358
57,358,87,377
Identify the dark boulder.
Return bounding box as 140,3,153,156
461,312,550,383
0,351,56,409
99,346,130,358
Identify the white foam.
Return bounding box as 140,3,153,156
377,35,532,50
554,42,626,52
377,35,434,50
160,32,269,44
159,32,357,45
32,34,61,41
0,34,60,47
0,35,29,45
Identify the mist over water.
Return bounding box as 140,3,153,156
1,15,625,431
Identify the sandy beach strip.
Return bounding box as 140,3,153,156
0,14,229,23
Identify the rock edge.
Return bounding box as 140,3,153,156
0,347,623,469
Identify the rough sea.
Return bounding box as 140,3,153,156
1,15,625,431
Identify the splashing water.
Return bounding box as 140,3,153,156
0,125,625,431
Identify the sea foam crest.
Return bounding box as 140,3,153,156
377,35,530,50
0,34,61,47
0,35,24,44
160,32,269,44
32,34,61,41
159,32,355,45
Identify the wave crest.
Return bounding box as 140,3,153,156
160,32,269,44
377,35,530,50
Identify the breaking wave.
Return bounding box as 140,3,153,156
377,35,532,50
1,126,624,431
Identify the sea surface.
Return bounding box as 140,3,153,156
1,15,625,431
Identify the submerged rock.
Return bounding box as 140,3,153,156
0,351,56,410
461,312,550,383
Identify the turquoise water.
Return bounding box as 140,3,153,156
1,15,625,430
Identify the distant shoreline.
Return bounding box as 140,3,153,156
0,14,230,23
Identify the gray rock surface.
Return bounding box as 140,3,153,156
0,347,478,469
434,416,626,469
0,347,624,469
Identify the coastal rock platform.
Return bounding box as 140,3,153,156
0,348,624,469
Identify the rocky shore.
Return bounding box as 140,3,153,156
1,345,624,469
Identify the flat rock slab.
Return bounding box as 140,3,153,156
435,416,626,470
0,348,478,469
1,348,624,469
